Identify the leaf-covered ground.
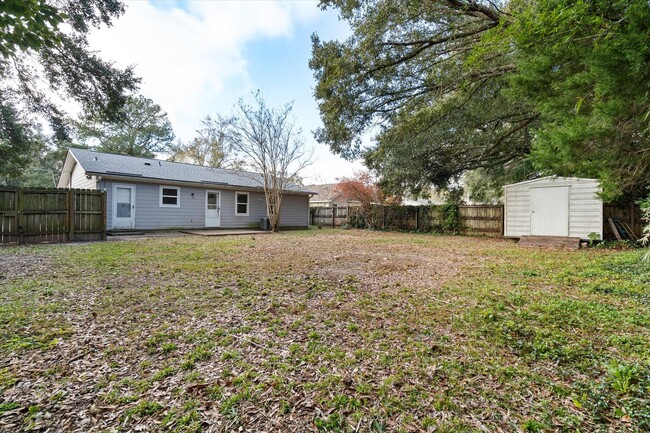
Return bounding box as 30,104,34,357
0,229,649,432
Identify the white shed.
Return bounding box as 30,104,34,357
504,177,603,239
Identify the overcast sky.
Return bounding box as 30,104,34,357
87,0,364,185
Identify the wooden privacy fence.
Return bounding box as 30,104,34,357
312,203,644,239
458,205,505,236
310,206,350,228
311,205,505,236
0,188,107,245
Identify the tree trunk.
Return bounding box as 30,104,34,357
266,189,283,232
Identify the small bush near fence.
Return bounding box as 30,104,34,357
312,204,504,236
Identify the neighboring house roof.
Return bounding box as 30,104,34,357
307,183,342,202
306,183,361,205
58,148,314,194
402,198,434,206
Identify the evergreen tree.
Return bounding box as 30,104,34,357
310,0,650,200
76,95,174,157
0,0,139,183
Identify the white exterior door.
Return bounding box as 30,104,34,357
112,184,136,229
205,191,221,228
530,186,569,236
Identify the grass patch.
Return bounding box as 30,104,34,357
123,399,163,420
0,402,19,415
0,231,648,431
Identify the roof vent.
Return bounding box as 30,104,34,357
144,162,151,166
158,161,162,166
94,156,98,161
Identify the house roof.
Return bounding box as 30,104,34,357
307,183,342,202
59,148,314,194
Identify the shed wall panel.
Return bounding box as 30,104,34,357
504,187,531,237
504,177,602,239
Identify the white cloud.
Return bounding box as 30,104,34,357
89,1,319,139
87,0,361,183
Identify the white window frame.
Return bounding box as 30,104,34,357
235,191,249,216
159,185,180,208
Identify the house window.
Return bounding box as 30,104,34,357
235,192,249,216
160,186,180,207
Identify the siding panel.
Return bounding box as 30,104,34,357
279,194,309,227
504,177,602,239
134,183,205,230
70,163,97,189
102,180,309,230
219,190,268,229
104,181,204,230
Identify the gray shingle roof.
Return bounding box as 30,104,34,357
70,148,313,194
307,184,341,202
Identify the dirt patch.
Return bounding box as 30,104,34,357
0,249,53,281
248,231,472,289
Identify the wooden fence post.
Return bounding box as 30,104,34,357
68,190,75,242
500,205,505,236
17,188,24,244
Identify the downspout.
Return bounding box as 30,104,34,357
308,193,315,227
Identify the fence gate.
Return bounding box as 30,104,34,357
0,188,106,245
311,206,350,228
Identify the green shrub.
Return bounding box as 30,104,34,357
638,192,650,261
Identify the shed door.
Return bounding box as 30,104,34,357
530,186,569,236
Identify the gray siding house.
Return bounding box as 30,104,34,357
58,149,313,231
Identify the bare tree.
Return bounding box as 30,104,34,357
169,115,235,167
230,92,311,232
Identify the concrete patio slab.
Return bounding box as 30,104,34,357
179,229,271,237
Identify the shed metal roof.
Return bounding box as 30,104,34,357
503,176,598,189
67,148,314,194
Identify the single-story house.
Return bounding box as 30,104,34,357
308,183,361,208
504,176,602,239
57,149,313,231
